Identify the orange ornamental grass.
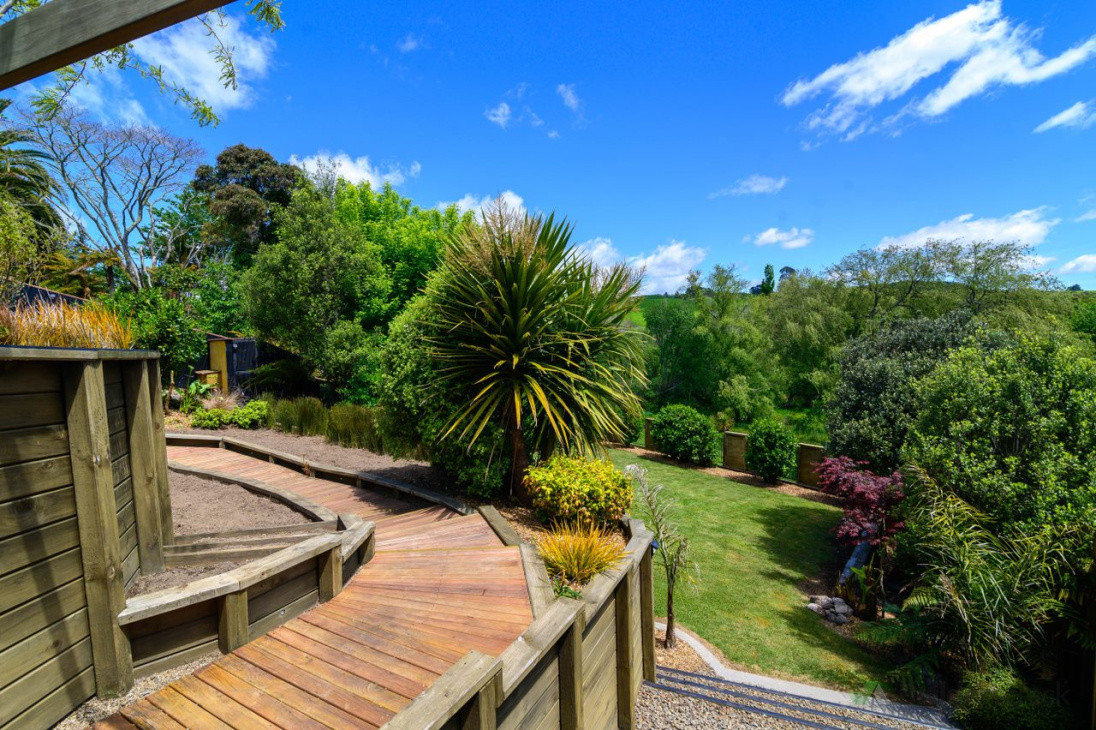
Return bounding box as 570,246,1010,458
0,300,133,349
537,520,627,586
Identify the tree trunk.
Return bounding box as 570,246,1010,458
665,584,676,648
509,413,530,504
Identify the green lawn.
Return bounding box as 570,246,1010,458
609,449,890,691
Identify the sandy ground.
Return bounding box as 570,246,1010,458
175,425,453,493
126,472,309,596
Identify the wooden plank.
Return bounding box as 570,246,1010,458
218,589,248,653
0,392,65,430
614,566,636,730
133,639,218,680
2,665,94,730
247,590,317,641
639,546,656,682
477,506,521,546
0,361,61,396
147,360,174,547
497,652,558,730
217,653,369,729
64,357,132,695
0,0,235,90
318,544,343,602
0,577,85,654
234,642,390,727
0,546,83,615
111,452,132,488
121,543,140,588
172,674,273,730
0,514,79,576
107,406,126,436
519,543,553,618
559,604,585,730
147,686,232,729
131,610,217,668
195,663,328,730
0,605,89,690
0,424,69,467
119,700,187,729
0,347,156,361
0,636,92,725
105,380,125,408
173,519,337,544
123,361,164,573
384,650,502,730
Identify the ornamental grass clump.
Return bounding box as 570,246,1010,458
0,300,132,349
538,521,627,585
525,455,633,524
327,403,384,451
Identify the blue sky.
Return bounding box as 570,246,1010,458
21,0,1096,290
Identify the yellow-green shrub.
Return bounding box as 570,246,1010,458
0,300,132,349
538,522,627,585
525,455,633,524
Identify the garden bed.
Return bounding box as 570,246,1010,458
125,471,310,597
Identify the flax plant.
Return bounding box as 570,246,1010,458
428,199,646,500
538,521,627,585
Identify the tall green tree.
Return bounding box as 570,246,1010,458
426,203,646,499
192,144,302,264
240,185,389,397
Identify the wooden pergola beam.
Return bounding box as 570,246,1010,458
0,0,234,91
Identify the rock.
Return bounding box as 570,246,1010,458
809,595,824,604
807,603,822,614
834,603,852,615
832,614,851,625
818,596,834,609
832,597,848,608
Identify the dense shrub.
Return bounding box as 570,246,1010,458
538,522,627,585
826,313,972,472
327,403,385,451
951,667,1073,730
104,288,206,381
816,456,904,546
525,455,633,524
230,399,269,429
190,408,228,429
909,336,1096,534
650,405,718,465
270,397,328,435
378,296,511,499
746,419,796,483
245,359,317,398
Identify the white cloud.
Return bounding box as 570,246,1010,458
1076,209,1096,222
1060,255,1096,274
132,13,274,112
576,238,705,294
1034,100,1096,132
288,151,420,187
632,241,707,294
746,226,815,249
438,190,525,216
485,101,512,128
783,1,1096,140
557,83,581,111
397,33,422,53
547,130,560,139
879,207,1059,248
709,174,788,198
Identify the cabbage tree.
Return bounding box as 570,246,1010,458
428,201,645,500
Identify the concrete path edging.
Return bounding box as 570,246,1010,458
654,621,955,728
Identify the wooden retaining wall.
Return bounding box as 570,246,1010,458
0,348,169,729
645,418,825,487
389,517,655,730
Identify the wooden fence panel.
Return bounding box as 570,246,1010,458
582,599,618,729
0,361,96,729
497,650,560,730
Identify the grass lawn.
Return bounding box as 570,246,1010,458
609,448,890,691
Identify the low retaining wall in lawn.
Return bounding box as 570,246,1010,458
645,418,825,488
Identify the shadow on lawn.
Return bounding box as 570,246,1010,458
752,502,847,601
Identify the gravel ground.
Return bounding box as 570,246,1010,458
125,471,309,597
54,652,221,729
640,627,937,729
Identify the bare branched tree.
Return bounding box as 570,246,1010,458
23,108,203,289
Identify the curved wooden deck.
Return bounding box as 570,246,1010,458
98,443,532,729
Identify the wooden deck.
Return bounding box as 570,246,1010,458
98,443,532,729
